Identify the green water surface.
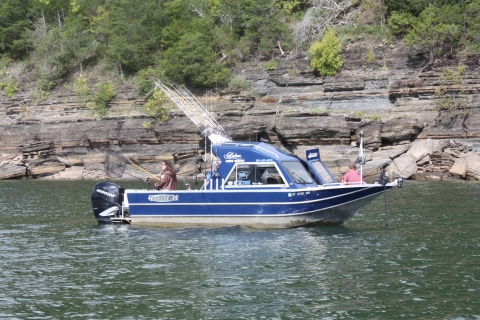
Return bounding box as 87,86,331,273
0,180,479,319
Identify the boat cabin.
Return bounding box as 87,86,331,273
203,142,338,190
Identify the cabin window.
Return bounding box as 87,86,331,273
310,160,336,184
225,163,285,186
282,161,314,184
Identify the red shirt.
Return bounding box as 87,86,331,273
342,170,364,184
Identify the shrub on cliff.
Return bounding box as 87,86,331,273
143,90,174,123
90,83,116,118
434,65,470,127
308,28,343,76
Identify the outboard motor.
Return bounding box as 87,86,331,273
91,182,124,223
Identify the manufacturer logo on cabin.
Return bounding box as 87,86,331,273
224,152,242,160
148,194,179,202
306,148,320,161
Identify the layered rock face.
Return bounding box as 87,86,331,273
1,44,479,181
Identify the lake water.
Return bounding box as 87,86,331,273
0,180,479,319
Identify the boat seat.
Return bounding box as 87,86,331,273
261,169,282,184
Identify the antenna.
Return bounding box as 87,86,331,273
356,131,366,184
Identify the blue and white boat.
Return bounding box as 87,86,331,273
91,82,402,228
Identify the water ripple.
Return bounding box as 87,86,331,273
0,180,479,318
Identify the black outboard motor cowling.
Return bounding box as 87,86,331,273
91,182,124,223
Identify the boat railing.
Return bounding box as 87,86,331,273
323,182,367,187
254,145,279,159
201,177,225,191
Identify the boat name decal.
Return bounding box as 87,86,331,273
148,194,179,202
96,189,115,198
256,159,274,162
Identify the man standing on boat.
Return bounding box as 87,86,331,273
154,160,178,190
205,161,220,187
341,163,365,184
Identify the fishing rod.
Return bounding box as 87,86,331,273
154,79,232,144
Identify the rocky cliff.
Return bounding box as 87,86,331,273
1,43,479,181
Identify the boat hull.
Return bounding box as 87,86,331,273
123,184,394,228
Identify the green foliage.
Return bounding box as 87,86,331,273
73,75,90,106
362,0,388,25
0,54,13,69
214,0,292,61
90,83,116,117
36,77,55,91
0,0,33,58
434,65,470,121
308,28,343,76
143,121,154,129
266,60,277,71
137,68,156,98
404,4,463,62
96,0,165,72
28,88,49,104
274,0,308,14
384,0,434,16
161,21,230,87
28,12,97,83
0,0,293,88
465,0,480,52
0,79,19,97
365,48,376,64
2,0,480,92
143,90,173,123
387,11,415,36
335,24,392,44
367,114,382,121
229,75,251,90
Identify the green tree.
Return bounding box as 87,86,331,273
404,4,462,63
0,0,34,58
387,11,415,36
95,0,166,73
161,21,230,87
274,0,307,14
465,0,480,52
308,28,343,76
214,0,292,61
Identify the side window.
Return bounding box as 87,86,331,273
225,163,285,186
311,161,336,184
226,164,253,186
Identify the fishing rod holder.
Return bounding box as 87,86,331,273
395,177,404,188
374,163,390,186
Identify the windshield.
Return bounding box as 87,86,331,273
282,161,314,184
311,160,336,184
